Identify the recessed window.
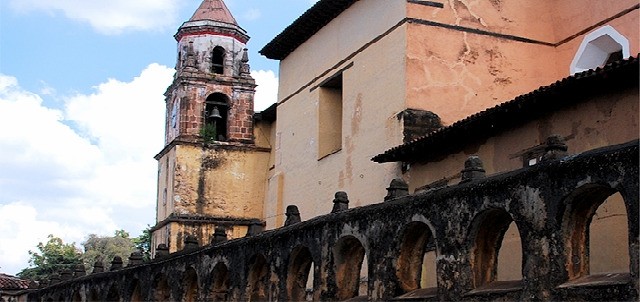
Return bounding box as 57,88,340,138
212,46,225,74
318,73,343,159
570,26,630,74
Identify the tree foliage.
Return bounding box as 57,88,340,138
17,227,152,279
17,235,82,281
81,230,137,271
133,225,152,261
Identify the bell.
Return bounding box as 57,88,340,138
209,106,222,119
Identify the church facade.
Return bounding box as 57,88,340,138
26,0,639,301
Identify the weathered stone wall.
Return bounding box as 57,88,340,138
32,141,639,301
153,143,270,254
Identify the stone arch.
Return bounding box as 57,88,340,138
72,290,82,302
210,262,230,301
106,283,120,302
212,46,226,74
562,184,630,279
204,93,230,142
183,267,199,302
287,245,315,301
396,221,438,294
570,25,630,74
246,254,269,301
88,288,100,302
153,273,171,301
468,208,522,288
333,235,366,300
129,278,143,302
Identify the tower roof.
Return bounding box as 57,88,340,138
190,0,238,25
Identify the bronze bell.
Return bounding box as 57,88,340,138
209,106,222,119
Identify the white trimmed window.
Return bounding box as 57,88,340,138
570,25,630,74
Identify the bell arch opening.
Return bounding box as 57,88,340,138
204,93,229,142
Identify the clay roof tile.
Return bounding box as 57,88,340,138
190,0,238,25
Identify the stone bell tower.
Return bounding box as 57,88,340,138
151,0,270,255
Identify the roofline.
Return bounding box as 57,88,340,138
259,0,358,60
372,56,639,163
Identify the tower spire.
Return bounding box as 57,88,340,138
190,0,238,25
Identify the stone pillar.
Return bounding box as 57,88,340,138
73,264,86,277
460,155,486,183
155,244,170,259
284,205,302,226
128,251,144,266
331,191,349,213
60,270,73,281
50,274,61,285
92,261,104,274
184,235,200,251
110,256,123,271
240,48,251,78
210,227,228,245
246,221,265,237
384,178,409,201
541,134,568,161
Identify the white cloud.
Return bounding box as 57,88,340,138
243,8,262,21
251,70,278,111
7,0,182,34
0,64,174,275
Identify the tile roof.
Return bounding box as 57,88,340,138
190,0,238,25
372,56,639,163
0,273,30,290
260,0,358,60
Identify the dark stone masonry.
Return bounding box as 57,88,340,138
29,141,638,301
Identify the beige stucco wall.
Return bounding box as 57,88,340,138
167,144,269,219
153,143,270,251
278,0,406,99
406,87,639,190
268,0,638,228
268,0,408,228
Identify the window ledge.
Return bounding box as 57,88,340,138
393,287,438,300
557,272,631,289
465,280,523,296
318,148,342,161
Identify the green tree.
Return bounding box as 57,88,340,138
81,230,137,271
133,225,152,261
17,235,82,281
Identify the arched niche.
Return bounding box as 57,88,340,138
333,236,366,300
287,246,315,301
246,254,269,301
396,221,438,294
562,185,630,279
469,208,523,288
183,267,199,302
153,273,171,301
210,262,230,301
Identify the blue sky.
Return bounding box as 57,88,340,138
0,0,318,275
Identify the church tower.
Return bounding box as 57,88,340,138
151,0,271,255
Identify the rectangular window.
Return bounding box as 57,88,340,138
318,73,343,159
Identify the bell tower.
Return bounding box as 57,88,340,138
151,0,270,255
